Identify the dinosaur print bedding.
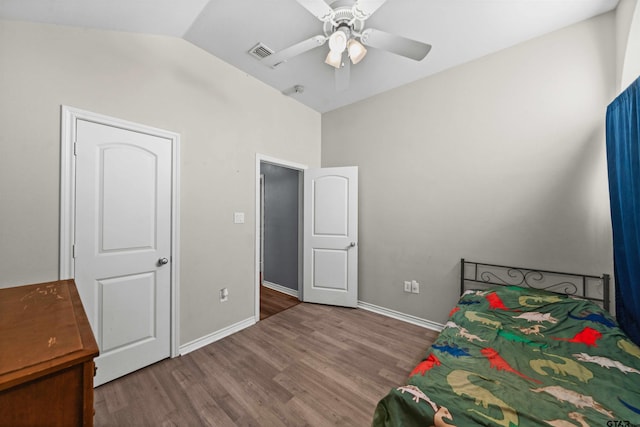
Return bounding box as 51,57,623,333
372,285,640,427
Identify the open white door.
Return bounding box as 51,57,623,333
303,166,358,307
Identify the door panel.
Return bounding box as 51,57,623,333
75,119,172,386
313,175,349,236
100,146,157,251
303,167,358,307
99,272,156,352
312,249,348,290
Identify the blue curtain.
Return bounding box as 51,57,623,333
606,76,640,345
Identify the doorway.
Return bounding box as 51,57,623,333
255,155,307,320
257,157,305,319
255,156,359,320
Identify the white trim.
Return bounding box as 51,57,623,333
259,174,265,291
263,281,299,298
179,317,256,355
259,154,309,170
357,301,444,332
59,105,182,358
60,107,77,280
254,154,307,323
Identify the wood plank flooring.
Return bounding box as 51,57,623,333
94,303,439,427
260,286,301,320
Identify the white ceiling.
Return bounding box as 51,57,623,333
0,0,619,113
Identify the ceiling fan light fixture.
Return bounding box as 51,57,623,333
325,50,343,68
328,29,348,53
347,39,367,64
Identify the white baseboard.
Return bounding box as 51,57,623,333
357,301,444,332
179,317,255,355
263,281,299,298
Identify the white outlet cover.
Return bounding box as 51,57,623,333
234,212,245,224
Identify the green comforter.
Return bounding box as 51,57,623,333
373,286,640,426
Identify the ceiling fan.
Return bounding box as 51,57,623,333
261,0,432,91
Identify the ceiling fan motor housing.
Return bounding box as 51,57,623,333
323,7,365,38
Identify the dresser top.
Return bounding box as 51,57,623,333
0,279,99,388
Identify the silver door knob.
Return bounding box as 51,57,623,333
158,257,169,266
349,242,356,247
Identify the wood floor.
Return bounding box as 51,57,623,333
94,303,439,426
260,285,301,320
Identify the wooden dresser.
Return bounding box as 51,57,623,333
0,279,99,427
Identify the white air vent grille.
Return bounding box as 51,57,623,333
248,43,274,60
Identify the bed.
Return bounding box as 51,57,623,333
373,259,640,427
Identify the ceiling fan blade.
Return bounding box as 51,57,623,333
360,28,431,61
262,35,327,68
353,0,388,19
335,52,350,92
295,0,335,21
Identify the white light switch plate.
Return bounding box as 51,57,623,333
411,280,420,294
234,212,245,224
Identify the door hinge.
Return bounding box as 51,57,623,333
72,244,76,258
73,142,77,156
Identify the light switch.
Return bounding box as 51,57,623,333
411,280,420,294
234,212,245,224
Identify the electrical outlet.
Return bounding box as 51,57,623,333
220,287,229,302
403,281,412,293
411,280,420,294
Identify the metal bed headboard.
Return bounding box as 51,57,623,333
460,258,610,312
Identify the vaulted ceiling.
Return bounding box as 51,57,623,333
0,0,619,112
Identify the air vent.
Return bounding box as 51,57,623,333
248,43,274,60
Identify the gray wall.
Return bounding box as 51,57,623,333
0,20,321,345
322,12,616,324
261,163,300,291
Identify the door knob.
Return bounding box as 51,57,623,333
158,257,169,266
349,242,356,247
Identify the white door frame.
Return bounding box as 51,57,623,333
254,154,307,321
59,106,181,358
